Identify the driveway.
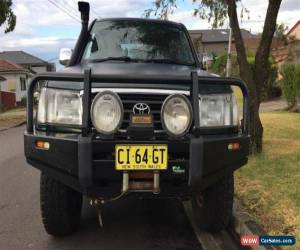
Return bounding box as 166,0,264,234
259,99,287,113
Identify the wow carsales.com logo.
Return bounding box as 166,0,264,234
240,235,296,246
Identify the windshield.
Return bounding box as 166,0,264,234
82,20,196,66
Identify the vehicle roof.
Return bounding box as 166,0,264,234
95,17,183,28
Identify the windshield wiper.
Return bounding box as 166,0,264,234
89,56,139,63
144,58,194,66
89,57,195,66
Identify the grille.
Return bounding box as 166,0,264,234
118,93,168,131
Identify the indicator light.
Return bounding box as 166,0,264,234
228,142,240,151
36,141,50,150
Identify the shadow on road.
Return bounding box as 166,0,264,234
48,198,202,250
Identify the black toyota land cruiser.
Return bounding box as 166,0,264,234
24,2,250,236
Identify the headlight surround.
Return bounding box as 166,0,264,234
90,91,123,135
199,93,239,127
161,94,192,137
37,88,82,126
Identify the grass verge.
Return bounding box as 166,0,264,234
235,111,300,249
0,108,26,129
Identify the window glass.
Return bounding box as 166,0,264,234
82,20,195,65
20,78,26,91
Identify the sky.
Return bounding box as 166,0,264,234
0,0,299,66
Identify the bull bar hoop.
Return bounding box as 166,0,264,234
26,70,250,137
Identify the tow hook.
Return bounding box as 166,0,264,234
90,171,130,228
90,189,128,228
90,199,104,227
90,170,161,228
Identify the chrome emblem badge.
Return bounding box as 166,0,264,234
133,103,150,115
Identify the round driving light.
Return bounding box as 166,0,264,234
91,91,123,134
161,94,192,137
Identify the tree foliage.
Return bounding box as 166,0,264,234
145,0,178,20
0,0,16,33
211,53,279,101
274,23,289,45
280,62,300,110
193,0,228,28
145,0,249,28
146,0,282,154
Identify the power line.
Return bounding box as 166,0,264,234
47,0,81,22
62,0,98,20
61,0,83,18
49,0,81,22
90,9,100,19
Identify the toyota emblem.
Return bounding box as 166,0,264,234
133,103,151,115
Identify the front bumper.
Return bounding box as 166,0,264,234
24,132,249,198
25,70,251,199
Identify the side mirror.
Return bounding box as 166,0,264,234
59,48,72,66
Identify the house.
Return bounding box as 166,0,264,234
0,51,55,73
189,29,258,56
270,20,300,79
243,36,284,54
0,60,32,107
272,20,300,65
287,20,300,40
0,51,56,108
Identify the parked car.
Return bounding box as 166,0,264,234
24,2,250,236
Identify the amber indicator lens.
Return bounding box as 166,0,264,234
228,142,240,151
131,115,152,124
35,141,50,150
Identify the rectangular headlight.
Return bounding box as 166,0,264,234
37,88,82,126
199,93,238,127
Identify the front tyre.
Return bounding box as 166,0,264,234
191,173,234,232
40,173,82,236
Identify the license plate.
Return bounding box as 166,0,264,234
115,145,168,170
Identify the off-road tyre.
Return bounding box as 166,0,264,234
40,173,82,236
191,173,234,232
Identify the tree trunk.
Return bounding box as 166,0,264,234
226,0,281,154
254,0,282,93
252,0,281,153
249,98,263,154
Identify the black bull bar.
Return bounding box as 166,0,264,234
26,70,250,190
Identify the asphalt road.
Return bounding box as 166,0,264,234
0,125,202,250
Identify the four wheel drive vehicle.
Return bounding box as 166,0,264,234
24,2,250,236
